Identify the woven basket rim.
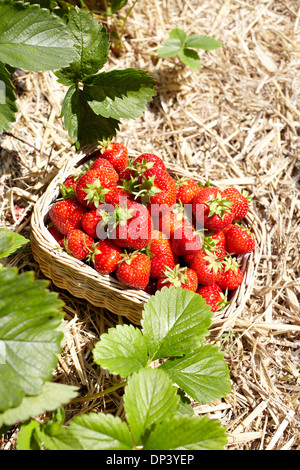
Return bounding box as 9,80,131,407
30,148,265,330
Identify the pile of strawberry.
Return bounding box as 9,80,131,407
47,142,255,313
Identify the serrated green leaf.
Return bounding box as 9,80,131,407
141,287,213,362
169,28,187,45
185,34,222,50
178,48,201,70
0,0,75,72
0,61,17,134
93,324,148,378
83,69,156,120
0,228,28,259
143,414,227,450
156,38,182,58
0,268,64,412
55,8,110,86
160,344,231,404
17,419,41,451
0,382,78,428
124,367,180,446
61,85,119,149
67,412,133,450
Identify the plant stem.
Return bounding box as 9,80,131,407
69,379,127,404
120,0,140,39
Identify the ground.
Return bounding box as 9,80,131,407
0,0,299,450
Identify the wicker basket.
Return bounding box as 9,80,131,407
31,149,264,335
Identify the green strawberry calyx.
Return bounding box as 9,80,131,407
83,179,110,208
203,252,224,273
206,193,233,219
161,264,189,288
223,256,240,272
134,175,162,204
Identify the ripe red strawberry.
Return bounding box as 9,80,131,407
90,157,119,182
171,224,202,256
175,176,201,205
110,187,134,205
148,230,176,279
108,200,153,250
63,174,78,192
116,251,151,289
223,187,251,220
101,142,129,173
196,284,230,312
49,197,86,236
132,153,166,177
217,256,244,291
91,239,123,275
47,224,64,247
190,250,224,286
225,224,255,254
64,229,94,260
81,209,103,239
76,169,118,209
157,265,198,292
202,230,226,261
138,170,177,214
157,204,189,238
142,278,158,295
192,186,233,231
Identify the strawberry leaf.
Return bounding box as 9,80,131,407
160,345,231,404
93,324,148,378
123,368,180,446
0,62,17,134
156,38,182,58
185,35,222,50
0,0,75,72
141,286,213,362
55,8,110,86
177,48,201,70
143,414,227,450
0,228,28,260
60,85,119,149
83,69,156,120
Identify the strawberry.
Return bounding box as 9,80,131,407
196,284,230,312
157,203,189,238
148,230,176,279
107,200,153,250
76,169,118,209
101,142,129,173
157,265,198,292
142,278,158,295
225,223,255,255
217,256,244,291
132,153,166,177
64,229,94,260
223,187,251,220
116,251,151,289
49,197,86,236
90,157,119,182
192,186,233,231
171,224,202,256
202,230,226,261
175,176,201,205
138,170,177,215
47,223,65,247
91,239,123,275
81,209,103,239
190,250,224,286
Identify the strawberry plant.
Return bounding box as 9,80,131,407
0,0,156,148
156,28,222,70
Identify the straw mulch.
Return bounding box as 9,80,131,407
0,0,299,451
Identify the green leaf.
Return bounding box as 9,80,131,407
60,85,119,149
141,287,213,362
143,414,228,450
0,382,78,428
0,62,17,134
93,324,148,378
160,345,231,404
17,419,41,451
106,0,129,15
156,38,182,58
0,228,28,259
123,367,180,446
177,48,201,70
169,28,187,45
83,69,156,120
185,35,222,50
0,268,64,412
0,0,75,72
55,8,110,86
67,412,133,450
